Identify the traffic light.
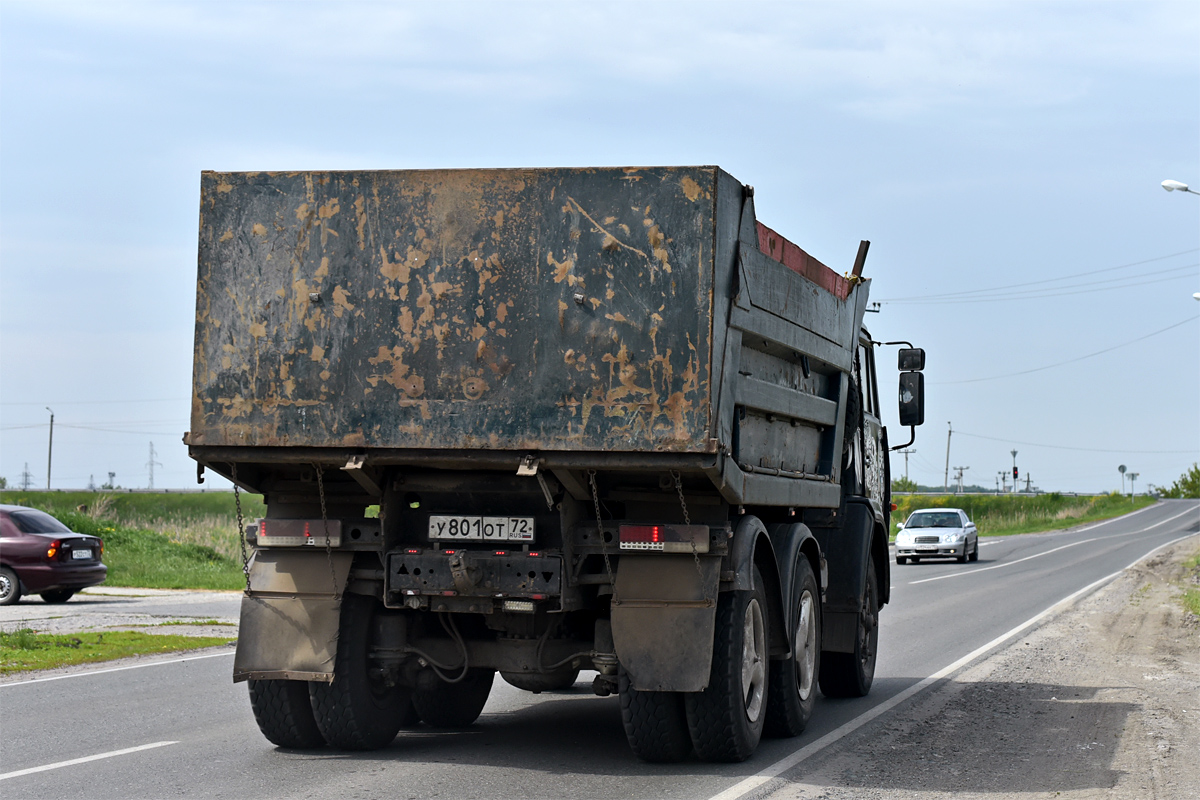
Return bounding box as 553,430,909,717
1013,466,1019,481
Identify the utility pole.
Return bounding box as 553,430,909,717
899,448,916,482
1025,473,1032,492
146,442,162,490
21,463,33,490
943,422,953,492
998,470,1008,493
45,407,54,489
953,466,969,494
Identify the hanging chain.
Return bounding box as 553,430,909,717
233,463,251,595
673,470,705,582
588,469,618,606
313,464,340,598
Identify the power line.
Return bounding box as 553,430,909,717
882,267,1195,305
955,430,1197,455
933,314,1199,385
877,247,1199,303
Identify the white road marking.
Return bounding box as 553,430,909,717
0,649,234,688
704,530,1200,800
0,741,178,781
908,503,1200,586
908,538,1097,584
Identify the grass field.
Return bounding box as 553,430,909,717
0,490,263,590
0,628,233,673
891,492,1157,538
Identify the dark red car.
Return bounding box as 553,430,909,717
0,504,107,604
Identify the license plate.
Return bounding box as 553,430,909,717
72,549,92,560
916,545,937,552
428,516,535,542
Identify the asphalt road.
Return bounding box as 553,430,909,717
2,499,1197,800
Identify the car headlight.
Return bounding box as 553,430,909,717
943,533,962,543
896,533,912,545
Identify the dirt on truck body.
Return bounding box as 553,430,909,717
186,166,926,761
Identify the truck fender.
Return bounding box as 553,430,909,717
765,522,822,658
611,554,721,692
727,515,787,659
810,499,875,654
232,549,354,683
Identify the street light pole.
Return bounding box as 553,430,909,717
1010,449,1018,494
45,407,54,490
1162,179,1200,196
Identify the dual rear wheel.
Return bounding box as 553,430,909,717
248,594,492,751
620,561,822,763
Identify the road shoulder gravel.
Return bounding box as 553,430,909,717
767,536,1200,800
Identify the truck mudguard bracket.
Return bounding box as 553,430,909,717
232,549,354,683
611,554,721,692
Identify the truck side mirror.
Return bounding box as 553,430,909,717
898,372,924,427
898,348,925,371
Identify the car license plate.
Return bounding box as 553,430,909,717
72,549,92,560
916,545,937,552
428,516,535,543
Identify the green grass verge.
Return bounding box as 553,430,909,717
1,492,259,590
891,492,1157,539
0,628,232,674
0,490,265,561
1182,549,1200,618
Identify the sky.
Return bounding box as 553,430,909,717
1,0,1197,494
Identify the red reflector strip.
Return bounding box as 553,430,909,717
530,594,545,600
406,548,421,554
494,551,508,555
528,552,540,557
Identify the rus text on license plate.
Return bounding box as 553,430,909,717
72,549,92,560
428,516,535,543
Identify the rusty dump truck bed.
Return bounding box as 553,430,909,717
189,166,871,507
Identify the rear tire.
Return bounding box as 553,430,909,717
308,594,409,750
411,668,495,728
819,557,879,698
765,558,821,738
685,566,769,762
40,589,76,603
0,567,21,605
618,669,692,762
248,679,326,749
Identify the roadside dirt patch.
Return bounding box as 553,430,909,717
767,537,1200,800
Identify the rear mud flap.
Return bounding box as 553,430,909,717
232,549,354,683
611,555,720,692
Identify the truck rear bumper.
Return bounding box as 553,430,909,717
386,549,562,604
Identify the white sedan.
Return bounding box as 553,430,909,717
894,508,978,565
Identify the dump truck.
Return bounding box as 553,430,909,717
186,166,926,762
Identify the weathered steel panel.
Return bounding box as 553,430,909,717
191,167,718,453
